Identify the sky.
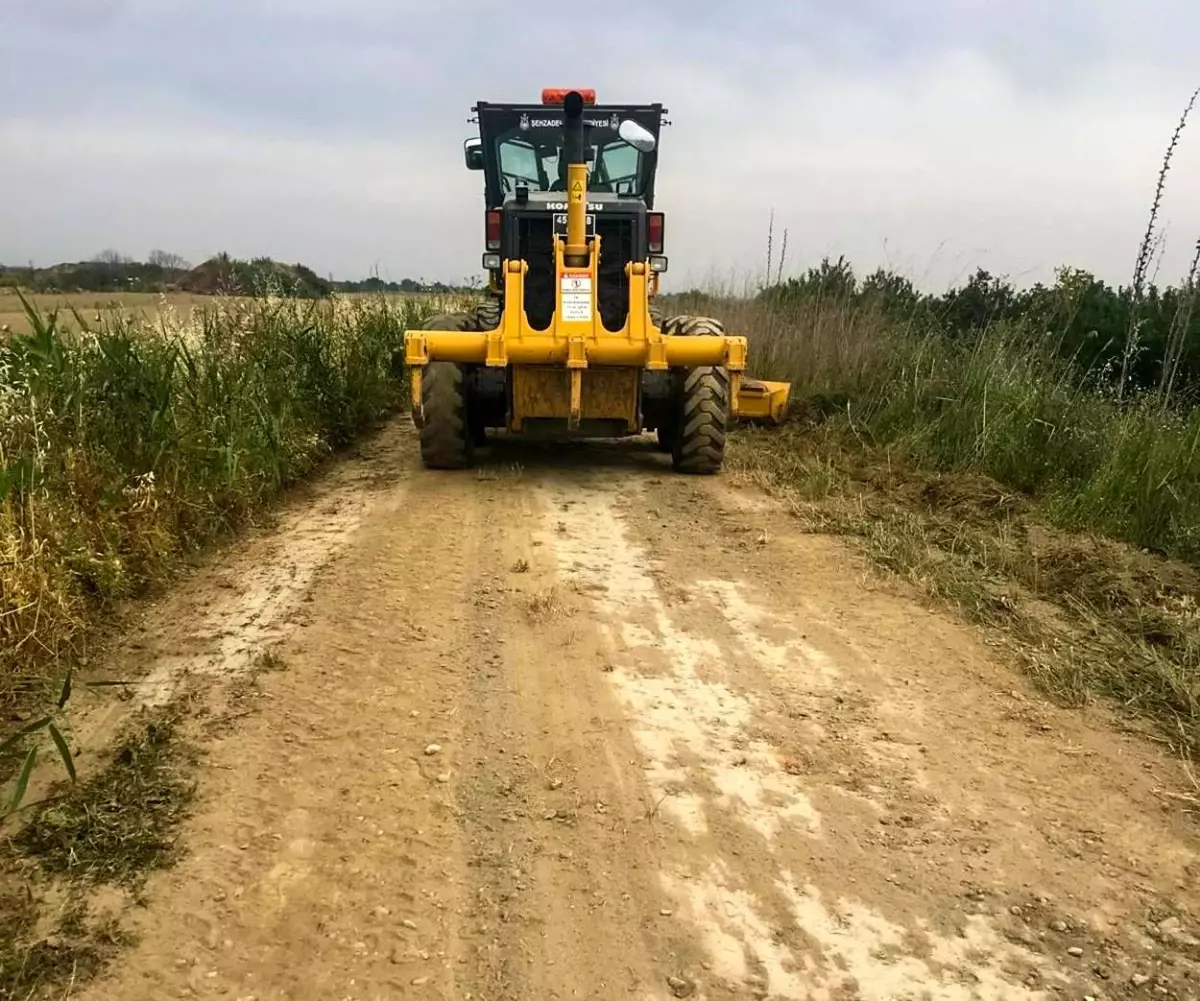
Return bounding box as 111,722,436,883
2,0,1198,292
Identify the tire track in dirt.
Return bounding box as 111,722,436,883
22,428,1200,1001
537,469,1070,999
450,475,696,1001
596,464,1200,1000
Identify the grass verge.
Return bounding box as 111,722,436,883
728,424,1200,759
0,703,194,999
0,293,445,721
665,290,1200,565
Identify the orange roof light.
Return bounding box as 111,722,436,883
541,88,596,106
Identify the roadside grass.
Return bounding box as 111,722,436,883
0,291,448,732
663,285,1200,562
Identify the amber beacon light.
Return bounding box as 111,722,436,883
541,87,596,105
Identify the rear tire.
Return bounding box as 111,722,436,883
423,311,478,332
661,314,725,336
657,315,726,457
474,298,502,330
417,362,472,468
671,366,729,475
420,363,473,469
418,312,478,469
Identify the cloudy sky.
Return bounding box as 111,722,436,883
3,0,1198,291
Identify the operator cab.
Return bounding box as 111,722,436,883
464,89,669,331
466,91,663,206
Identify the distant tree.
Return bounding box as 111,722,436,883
861,268,921,316
758,255,858,306
92,249,134,265
934,268,1020,333
148,249,191,270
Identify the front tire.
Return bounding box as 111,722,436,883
661,314,725,337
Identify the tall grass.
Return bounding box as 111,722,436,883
0,293,435,711
669,288,1200,563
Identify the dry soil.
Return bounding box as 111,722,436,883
15,421,1200,1001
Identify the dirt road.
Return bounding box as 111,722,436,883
41,421,1200,1000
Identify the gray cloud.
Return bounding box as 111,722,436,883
3,0,1198,289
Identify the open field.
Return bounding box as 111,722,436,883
0,289,472,335
0,290,214,334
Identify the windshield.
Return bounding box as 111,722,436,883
495,133,646,196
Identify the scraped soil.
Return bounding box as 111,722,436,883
4,421,1200,1001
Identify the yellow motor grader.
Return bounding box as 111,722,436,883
404,87,790,473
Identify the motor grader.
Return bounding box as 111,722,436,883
404,87,790,473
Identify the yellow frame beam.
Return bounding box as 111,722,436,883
405,238,749,373
405,227,786,427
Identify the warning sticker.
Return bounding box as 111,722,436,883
560,272,592,322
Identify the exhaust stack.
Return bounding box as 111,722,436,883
561,90,589,268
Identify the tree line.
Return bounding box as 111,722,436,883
0,251,475,297
752,255,1200,405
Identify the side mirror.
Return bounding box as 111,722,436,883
464,142,484,170
618,119,656,153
